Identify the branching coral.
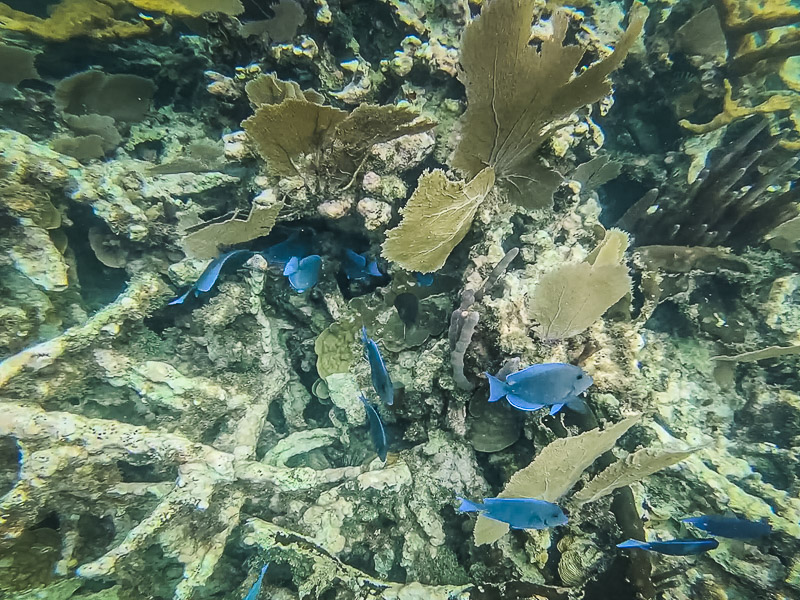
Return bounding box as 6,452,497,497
453,0,647,205
618,120,800,248
712,0,800,73
680,79,795,134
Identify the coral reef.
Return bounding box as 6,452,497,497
3,0,800,599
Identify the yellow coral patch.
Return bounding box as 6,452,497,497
127,0,244,17
0,0,152,41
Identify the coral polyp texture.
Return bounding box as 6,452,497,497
3,0,800,598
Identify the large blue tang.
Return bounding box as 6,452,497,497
283,255,322,292
359,393,388,461
617,538,719,555
343,249,382,281
486,363,592,415
243,564,268,600
457,497,567,530
361,326,393,406
169,249,254,305
682,515,772,540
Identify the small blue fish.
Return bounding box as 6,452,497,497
169,249,254,305
283,255,322,292
244,564,268,600
682,515,772,540
414,272,434,287
486,363,592,415
262,230,311,268
343,249,382,281
359,393,388,461
361,326,393,406
617,538,719,556
457,497,568,530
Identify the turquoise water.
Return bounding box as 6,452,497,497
1,1,800,599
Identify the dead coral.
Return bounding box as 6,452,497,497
453,0,647,206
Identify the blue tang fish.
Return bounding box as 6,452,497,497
343,249,382,281
244,564,268,600
283,255,322,292
361,326,393,406
486,363,592,415
682,515,772,539
169,249,254,305
414,272,434,286
359,393,388,461
617,538,719,556
458,497,567,530
262,230,311,268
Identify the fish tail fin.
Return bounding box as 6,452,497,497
367,260,382,277
361,326,368,345
617,539,648,549
168,289,192,306
567,397,590,414
258,564,269,579
486,372,509,403
283,256,299,276
457,497,483,513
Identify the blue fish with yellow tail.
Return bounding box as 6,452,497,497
361,326,393,406
343,249,382,281
486,363,592,415
458,497,567,530
617,538,718,555
682,515,771,540
283,255,322,292
359,393,388,461
244,564,268,600
169,249,254,305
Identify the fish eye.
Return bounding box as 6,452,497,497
576,374,583,380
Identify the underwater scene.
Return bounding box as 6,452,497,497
3,0,800,598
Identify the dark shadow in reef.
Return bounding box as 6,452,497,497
64,204,129,311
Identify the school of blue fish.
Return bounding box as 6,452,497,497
169,234,773,592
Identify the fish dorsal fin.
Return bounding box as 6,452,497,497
505,363,566,385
